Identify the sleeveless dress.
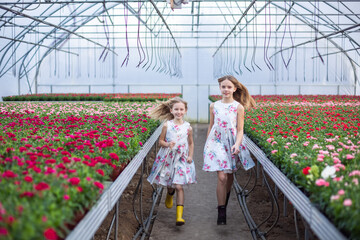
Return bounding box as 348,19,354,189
147,120,197,187
203,100,253,173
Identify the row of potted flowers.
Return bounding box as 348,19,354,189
212,95,360,238
2,93,181,102
0,102,160,240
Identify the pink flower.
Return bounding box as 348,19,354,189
346,154,355,160
330,195,340,201
353,178,359,185
271,150,278,154
63,195,70,200
303,141,309,147
337,189,345,195
290,153,297,158
343,199,352,206
315,179,329,187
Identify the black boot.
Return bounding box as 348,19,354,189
225,191,231,208
217,205,226,225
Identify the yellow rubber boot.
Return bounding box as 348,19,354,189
176,205,185,226
165,191,174,209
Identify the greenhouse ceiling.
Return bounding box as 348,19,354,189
0,0,359,85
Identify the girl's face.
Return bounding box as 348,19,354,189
219,79,236,99
170,102,187,121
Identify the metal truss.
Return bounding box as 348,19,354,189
0,0,359,93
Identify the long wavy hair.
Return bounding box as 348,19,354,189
149,97,188,121
218,75,256,109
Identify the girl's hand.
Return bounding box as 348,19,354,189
168,141,176,149
231,144,240,155
186,156,193,163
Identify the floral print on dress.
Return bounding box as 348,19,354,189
203,100,254,172
147,120,197,187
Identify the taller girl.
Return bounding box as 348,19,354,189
203,75,256,225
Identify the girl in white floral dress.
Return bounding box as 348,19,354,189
147,97,196,226
203,75,256,225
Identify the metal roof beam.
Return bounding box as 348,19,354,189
0,5,117,55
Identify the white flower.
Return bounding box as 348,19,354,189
321,166,336,179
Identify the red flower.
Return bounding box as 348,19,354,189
94,181,104,190
35,182,50,191
24,176,33,182
118,141,127,150
0,227,8,236
109,153,119,161
20,191,35,198
302,166,311,175
63,195,70,200
68,177,80,185
44,228,58,240
96,169,105,176
2,170,18,178
19,147,27,152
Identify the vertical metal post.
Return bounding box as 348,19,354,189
89,85,91,93
50,85,53,94
274,185,278,198
115,200,119,240
283,196,288,217
127,85,130,93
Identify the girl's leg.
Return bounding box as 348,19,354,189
175,184,184,205
216,171,228,205
217,171,228,225
175,184,185,225
225,173,234,207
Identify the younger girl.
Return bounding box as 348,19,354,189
147,97,196,226
203,75,256,225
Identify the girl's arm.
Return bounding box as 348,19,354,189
187,126,194,163
231,104,245,155
206,103,215,138
158,122,175,148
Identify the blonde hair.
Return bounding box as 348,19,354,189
149,97,188,121
218,75,256,109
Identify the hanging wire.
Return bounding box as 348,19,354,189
314,0,324,64
122,0,130,67
251,2,262,71
136,2,146,67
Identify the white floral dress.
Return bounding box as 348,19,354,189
203,100,253,173
147,120,197,187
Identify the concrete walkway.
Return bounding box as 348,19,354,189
150,124,252,240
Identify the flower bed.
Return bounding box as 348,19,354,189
210,95,360,238
2,93,181,102
0,102,160,239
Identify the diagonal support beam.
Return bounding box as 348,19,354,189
0,4,117,56
270,23,360,58
148,0,181,57
212,0,257,57
0,36,78,56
